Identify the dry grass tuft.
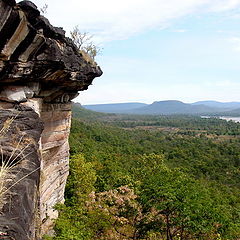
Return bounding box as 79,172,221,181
0,117,15,201
0,117,39,207
0,116,14,138
80,50,97,66
0,157,9,200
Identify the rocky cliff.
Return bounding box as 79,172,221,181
0,1,102,239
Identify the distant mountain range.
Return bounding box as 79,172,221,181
192,101,240,110
83,102,148,113
83,100,240,116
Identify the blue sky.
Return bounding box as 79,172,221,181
27,0,240,104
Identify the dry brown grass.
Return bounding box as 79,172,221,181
0,117,15,201
80,50,97,66
0,117,39,207
0,116,14,137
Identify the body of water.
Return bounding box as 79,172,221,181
201,116,240,123
219,117,240,123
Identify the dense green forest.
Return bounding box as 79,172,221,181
47,106,240,240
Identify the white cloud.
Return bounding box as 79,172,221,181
77,80,240,104
172,29,188,33
25,0,240,42
207,0,240,12
75,54,240,104
229,37,240,51
205,79,240,87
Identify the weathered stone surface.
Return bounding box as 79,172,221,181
40,104,71,234
0,0,102,239
0,0,102,100
0,107,43,240
0,85,27,102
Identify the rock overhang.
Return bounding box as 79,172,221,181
0,0,102,104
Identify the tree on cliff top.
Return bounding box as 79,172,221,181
70,26,102,60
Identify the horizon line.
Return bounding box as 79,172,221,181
74,99,240,105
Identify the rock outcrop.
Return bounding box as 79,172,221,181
0,1,102,239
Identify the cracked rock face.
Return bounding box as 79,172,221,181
0,0,102,239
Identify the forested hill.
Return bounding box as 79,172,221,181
129,100,219,115
72,102,113,121
51,104,240,240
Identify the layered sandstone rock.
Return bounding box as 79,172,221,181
0,0,102,239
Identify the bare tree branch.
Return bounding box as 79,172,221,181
70,26,102,60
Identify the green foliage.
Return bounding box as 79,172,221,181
69,119,240,187
138,155,239,239
53,154,97,239
54,110,240,239
65,154,96,205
